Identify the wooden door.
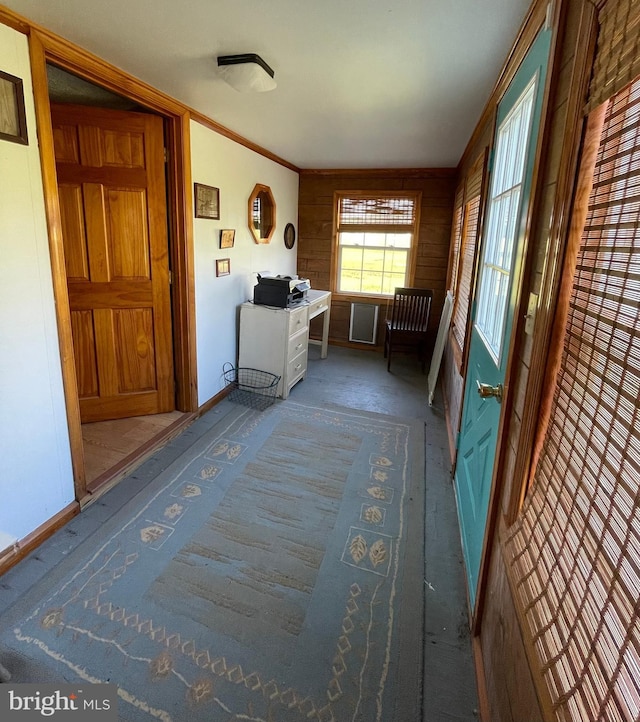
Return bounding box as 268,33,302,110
51,103,174,423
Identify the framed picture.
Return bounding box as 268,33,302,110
220,229,235,249
0,70,28,145
216,258,231,277
194,183,220,219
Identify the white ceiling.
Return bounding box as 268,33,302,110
4,0,532,169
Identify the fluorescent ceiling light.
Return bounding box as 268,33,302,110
217,54,277,93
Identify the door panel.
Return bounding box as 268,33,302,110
70,310,99,398
58,183,89,280
454,27,551,607
52,103,174,423
105,188,150,279
113,308,157,392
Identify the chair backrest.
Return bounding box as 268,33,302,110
389,287,433,332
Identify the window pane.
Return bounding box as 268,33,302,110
475,76,536,360
382,273,406,295
363,233,386,247
387,233,413,248
341,246,364,270
362,248,384,272
361,272,383,294
339,270,363,293
339,232,365,246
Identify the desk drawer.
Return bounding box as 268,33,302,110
287,348,307,382
289,306,308,336
308,294,330,319
287,327,307,361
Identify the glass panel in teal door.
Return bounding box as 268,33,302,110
454,26,551,608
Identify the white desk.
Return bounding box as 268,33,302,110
303,289,331,359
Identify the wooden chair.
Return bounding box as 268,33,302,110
384,287,433,372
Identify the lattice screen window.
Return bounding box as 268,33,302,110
335,192,420,296
451,152,485,359
504,78,640,722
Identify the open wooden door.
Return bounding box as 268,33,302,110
51,103,174,423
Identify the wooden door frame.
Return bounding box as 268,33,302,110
28,28,198,504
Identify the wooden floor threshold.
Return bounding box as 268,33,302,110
84,412,197,503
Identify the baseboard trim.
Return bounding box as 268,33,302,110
0,392,237,575
0,501,80,577
197,385,232,416
473,635,491,722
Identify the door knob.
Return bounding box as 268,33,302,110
476,380,503,404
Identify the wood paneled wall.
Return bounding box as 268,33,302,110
298,171,456,347
439,1,598,720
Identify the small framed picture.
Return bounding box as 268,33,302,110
194,182,220,219
0,70,28,145
216,258,230,277
220,229,235,249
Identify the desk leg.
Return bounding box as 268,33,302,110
321,306,330,359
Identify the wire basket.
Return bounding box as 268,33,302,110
223,363,280,411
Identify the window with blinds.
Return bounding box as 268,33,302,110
335,192,420,296
504,78,640,722
448,186,465,296
451,151,486,360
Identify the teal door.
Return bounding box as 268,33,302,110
454,27,551,606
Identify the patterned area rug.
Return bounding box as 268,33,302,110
0,400,425,721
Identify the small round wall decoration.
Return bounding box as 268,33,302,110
284,223,296,249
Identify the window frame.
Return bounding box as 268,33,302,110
330,191,421,301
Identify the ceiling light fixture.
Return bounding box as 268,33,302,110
217,54,277,93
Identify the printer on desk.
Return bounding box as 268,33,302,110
253,274,311,308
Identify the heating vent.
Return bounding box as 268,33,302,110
349,303,379,344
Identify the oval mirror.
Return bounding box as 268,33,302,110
248,184,276,244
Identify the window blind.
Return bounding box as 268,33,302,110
448,186,465,295
505,79,640,722
451,152,485,356
337,196,417,226
452,197,480,353
587,0,640,113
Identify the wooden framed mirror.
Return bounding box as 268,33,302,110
248,183,276,244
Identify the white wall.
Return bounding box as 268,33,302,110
190,121,299,405
0,22,299,552
0,24,75,550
